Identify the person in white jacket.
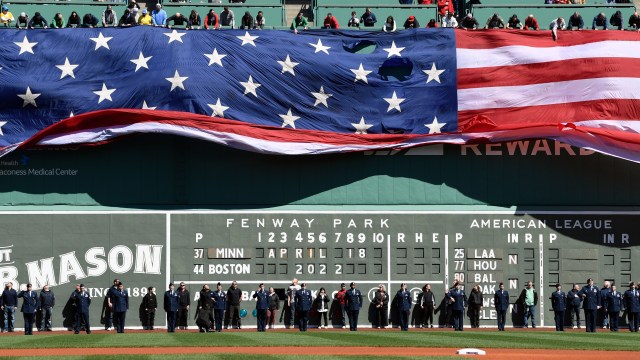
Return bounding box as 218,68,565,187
442,12,458,28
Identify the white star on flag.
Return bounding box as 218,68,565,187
165,70,188,92
351,63,372,84
69,112,74,117
93,83,116,104
277,55,299,76
164,30,186,44
309,39,330,55
18,86,41,108
237,32,259,47
279,108,300,129
383,91,405,112
424,63,445,84
90,32,113,50
208,98,229,117
55,57,79,79
352,117,373,134
0,121,7,136
311,86,333,108
240,75,261,97
383,41,405,58
14,36,37,55
425,116,445,134
131,52,152,72
142,101,156,110
204,48,227,67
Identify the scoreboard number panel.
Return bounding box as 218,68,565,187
170,212,638,327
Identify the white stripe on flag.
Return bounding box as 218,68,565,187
458,77,640,111
456,41,640,69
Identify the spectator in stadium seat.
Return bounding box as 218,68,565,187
507,14,523,29
255,11,265,29
360,8,377,27
152,4,167,27
383,15,397,32
403,15,420,29
426,18,439,27
459,13,478,29
188,10,201,29
347,11,360,28
51,13,64,28
138,9,152,25
67,11,80,27
524,14,539,30
441,11,458,27
567,11,584,30
82,13,99,28
102,5,117,27
127,1,141,14
484,13,505,29
220,6,235,28
592,12,608,30
550,17,565,40
239,11,254,30
204,9,219,29
323,13,339,29
28,12,48,29
399,0,413,4
629,11,640,29
16,12,28,29
167,12,189,29
1,6,14,27
290,12,308,33
118,8,135,27
610,10,623,30
437,0,454,17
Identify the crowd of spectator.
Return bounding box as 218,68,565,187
1,2,639,32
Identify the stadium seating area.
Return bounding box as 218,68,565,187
0,0,636,29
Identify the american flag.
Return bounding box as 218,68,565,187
1,28,640,161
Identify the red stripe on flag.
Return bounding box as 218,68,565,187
458,57,640,89
455,29,640,49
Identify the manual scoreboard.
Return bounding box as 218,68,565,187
1,211,638,327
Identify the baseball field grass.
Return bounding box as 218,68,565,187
0,330,637,351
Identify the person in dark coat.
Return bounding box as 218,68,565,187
39,285,55,331
225,281,242,329
267,287,279,329
211,282,226,332
18,283,39,335
334,283,347,328
372,285,389,329
105,279,119,331
176,282,190,330
549,283,566,331
142,287,157,330
110,282,129,333
448,282,467,331
163,283,179,333
599,281,611,329
494,282,509,331
579,278,601,332
468,285,483,328
295,283,312,331
197,284,213,332
567,284,582,328
2,282,18,332
420,284,436,328
396,283,412,331
71,284,91,334
253,283,269,332
344,282,362,331
315,287,330,329
624,282,640,332
606,284,622,332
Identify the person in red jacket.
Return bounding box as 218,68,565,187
204,9,218,29
323,12,339,29
420,0,433,4
437,0,454,17
524,14,539,30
